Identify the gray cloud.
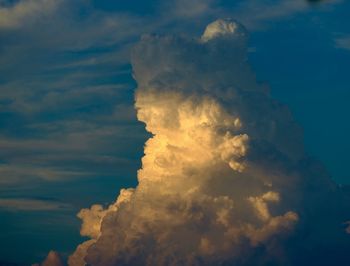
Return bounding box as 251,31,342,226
230,0,343,29
0,198,71,211
0,116,146,187
0,1,155,188
0,0,62,29
335,36,350,50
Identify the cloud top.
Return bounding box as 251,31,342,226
201,18,247,42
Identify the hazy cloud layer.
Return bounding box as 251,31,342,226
231,0,343,29
68,19,350,266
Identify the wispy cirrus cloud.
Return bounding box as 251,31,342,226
0,198,71,211
0,0,62,29
230,0,343,29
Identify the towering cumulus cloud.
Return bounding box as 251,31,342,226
69,19,350,266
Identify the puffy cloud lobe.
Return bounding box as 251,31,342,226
201,18,248,42
77,188,135,239
69,19,350,265
68,240,96,266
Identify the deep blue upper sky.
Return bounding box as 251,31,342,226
0,0,349,264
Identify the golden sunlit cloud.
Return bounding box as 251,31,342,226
63,19,350,266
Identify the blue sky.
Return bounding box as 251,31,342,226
0,0,350,264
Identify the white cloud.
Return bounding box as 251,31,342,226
0,0,348,263
66,19,350,266
201,18,247,42
66,18,350,266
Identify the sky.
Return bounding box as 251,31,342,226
0,0,350,265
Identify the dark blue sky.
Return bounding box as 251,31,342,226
0,0,349,264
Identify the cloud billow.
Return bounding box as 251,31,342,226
68,19,350,266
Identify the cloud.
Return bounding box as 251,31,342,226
0,163,91,185
67,19,350,266
0,198,71,211
164,0,216,18
346,221,350,234
0,0,61,29
335,36,350,50
33,250,64,266
232,0,343,29
0,1,157,189
0,116,146,186
0,0,345,189
0,1,348,263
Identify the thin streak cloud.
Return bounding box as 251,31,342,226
0,198,71,211
0,0,62,29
